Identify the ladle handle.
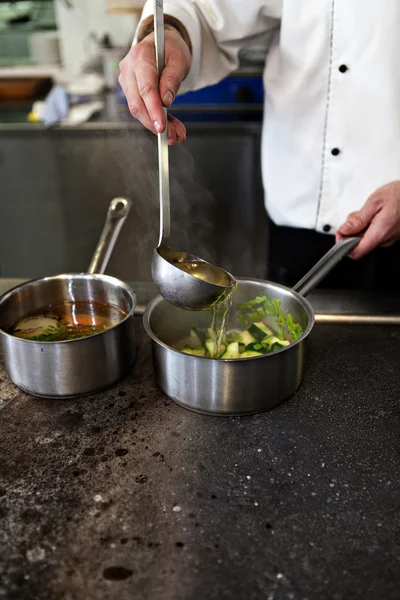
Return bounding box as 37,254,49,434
88,197,131,275
292,236,360,297
154,0,171,246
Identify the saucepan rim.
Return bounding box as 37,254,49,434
143,277,315,362
0,273,137,345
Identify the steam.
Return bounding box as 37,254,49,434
77,121,268,284
105,126,219,278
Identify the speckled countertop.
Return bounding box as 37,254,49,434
1,317,400,600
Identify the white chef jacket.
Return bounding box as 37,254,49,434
137,0,400,234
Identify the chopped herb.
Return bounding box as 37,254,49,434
20,321,105,342
238,295,303,341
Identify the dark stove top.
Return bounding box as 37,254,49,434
0,312,399,600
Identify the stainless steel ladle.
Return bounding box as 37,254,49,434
151,0,236,311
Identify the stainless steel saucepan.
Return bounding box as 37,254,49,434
143,237,360,416
0,198,136,398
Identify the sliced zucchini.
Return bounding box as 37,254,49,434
190,327,206,346
238,342,246,353
207,327,215,340
182,346,206,357
262,335,290,349
237,330,256,346
221,342,240,359
271,343,285,352
205,338,217,358
240,350,263,358
217,344,227,358
227,330,239,341
249,322,273,341
246,342,265,353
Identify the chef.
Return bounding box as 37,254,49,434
119,1,400,289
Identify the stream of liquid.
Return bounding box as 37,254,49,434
175,258,234,355
210,291,233,355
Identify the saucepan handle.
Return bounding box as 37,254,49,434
88,198,132,275
292,236,361,297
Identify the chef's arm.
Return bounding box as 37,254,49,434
135,0,281,93
119,0,281,144
138,14,192,54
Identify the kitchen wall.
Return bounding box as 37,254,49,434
0,124,267,282
55,0,140,77
0,1,57,66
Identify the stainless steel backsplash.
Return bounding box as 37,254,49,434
0,123,267,282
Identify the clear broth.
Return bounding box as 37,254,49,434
9,301,126,342
174,260,232,286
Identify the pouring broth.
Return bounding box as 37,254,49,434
9,301,126,342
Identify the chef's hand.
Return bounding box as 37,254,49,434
336,181,400,259
119,18,191,146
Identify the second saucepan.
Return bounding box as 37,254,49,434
0,198,137,398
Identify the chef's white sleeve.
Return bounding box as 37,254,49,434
134,0,281,93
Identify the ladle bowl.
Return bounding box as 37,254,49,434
152,246,236,310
